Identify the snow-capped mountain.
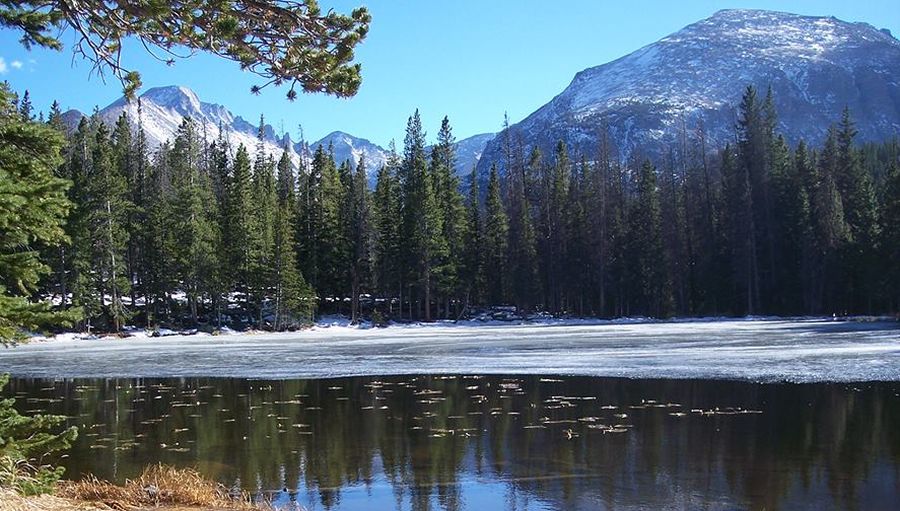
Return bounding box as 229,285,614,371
62,85,495,183
478,9,900,173
63,85,300,165
311,131,389,174
453,133,495,178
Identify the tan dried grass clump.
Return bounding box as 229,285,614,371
56,464,261,510
0,488,108,511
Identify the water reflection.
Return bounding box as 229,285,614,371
6,376,900,510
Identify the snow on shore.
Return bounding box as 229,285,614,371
3,317,898,382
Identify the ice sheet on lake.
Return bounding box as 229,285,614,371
1,319,898,382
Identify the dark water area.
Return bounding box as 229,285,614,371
6,375,900,511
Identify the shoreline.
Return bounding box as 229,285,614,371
21,313,898,345
3,318,899,383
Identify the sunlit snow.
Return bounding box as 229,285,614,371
1,319,898,382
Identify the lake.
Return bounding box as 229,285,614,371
6,375,900,511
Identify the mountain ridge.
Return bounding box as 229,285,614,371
477,8,900,174
60,86,494,182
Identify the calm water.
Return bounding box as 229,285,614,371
7,375,900,511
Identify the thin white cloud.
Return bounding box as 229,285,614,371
0,58,7,74
10,60,22,69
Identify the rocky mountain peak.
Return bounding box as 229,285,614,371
477,9,900,174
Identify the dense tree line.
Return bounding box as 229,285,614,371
4,84,900,335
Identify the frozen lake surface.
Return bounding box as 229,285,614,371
1,318,899,381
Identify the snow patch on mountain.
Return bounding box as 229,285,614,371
98,86,299,166
63,86,496,184
478,9,900,174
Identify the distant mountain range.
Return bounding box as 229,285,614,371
61,86,494,184
60,9,900,187
478,9,900,174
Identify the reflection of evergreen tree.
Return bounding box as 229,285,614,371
5,376,899,510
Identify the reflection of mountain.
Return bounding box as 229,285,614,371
12,376,899,510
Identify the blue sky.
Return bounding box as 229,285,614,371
1,1,898,146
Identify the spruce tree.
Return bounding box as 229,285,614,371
316,147,348,306
400,111,444,320
17,90,33,121
0,84,79,342
483,164,508,305
225,145,255,324
273,149,314,328
627,160,672,317
507,142,539,313
463,165,484,309
372,143,402,315
142,143,176,326
76,117,132,331
430,117,465,318
248,119,278,326
835,108,880,312
170,117,220,326
881,161,900,311
540,141,570,312
348,155,372,323
811,128,851,312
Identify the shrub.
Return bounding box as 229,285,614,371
0,374,77,495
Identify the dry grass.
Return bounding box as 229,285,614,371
0,488,108,511
1,465,266,511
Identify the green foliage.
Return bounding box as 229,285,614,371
273,149,314,327
483,164,508,305
626,161,672,317
0,1,371,99
7,83,898,333
0,83,79,343
399,110,446,321
0,374,78,495
371,144,402,306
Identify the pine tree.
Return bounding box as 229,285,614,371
248,119,278,326
563,158,590,315
169,117,220,327
811,127,851,313
273,149,314,328
627,160,672,317
791,141,818,313
316,147,348,306
768,134,806,313
507,141,539,313
0,374,78,494
348,155,372,324
142,143,176,326
17,90,33,121
722,139,756,315
835,108,880,312
483,164,508,305
225,144,255,324
38,100,72,307
430,117,465,318
400,110,444,320
72,116,132,331
110,112,145,312
0,84,79,343
540,141,570,312
881,160,900,311
462,165,484,309
734,85,769,314
372,143,402,315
